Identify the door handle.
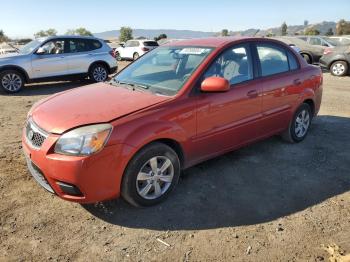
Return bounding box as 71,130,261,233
247,90,258,98
294,79,302,85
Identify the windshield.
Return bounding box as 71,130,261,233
19,39,44,54
113,46,213,95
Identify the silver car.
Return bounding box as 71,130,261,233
0,36,117,93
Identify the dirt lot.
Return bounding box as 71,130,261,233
1,63,350,261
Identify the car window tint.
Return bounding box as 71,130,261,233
40,40,65,55
257,44,289,76
287,51,299,70
144,41,159,47
124,41,132,47
89,40,102,50
204,46,253,85
69,39,90,52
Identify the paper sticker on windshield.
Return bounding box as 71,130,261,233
179,48,210,55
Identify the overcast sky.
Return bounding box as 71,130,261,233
1,0,349,38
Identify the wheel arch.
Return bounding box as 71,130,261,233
0,65,29,82
300,52,313,64
88,60,111,74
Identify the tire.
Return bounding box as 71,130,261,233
133,52,139,61
121,142,181,207
282,103,312,143
89,63,108,82
301,53,311,64
330,61,348,77
0,70,25,93
115,52,122,61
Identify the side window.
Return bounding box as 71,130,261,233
204,45,253,85
124,41,132,47
309,37,322,46
287,51,299,70
40,40,65,55
89,40,102,50
68,39,90,53
257,44,289,76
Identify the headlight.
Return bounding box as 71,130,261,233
54,124,113,156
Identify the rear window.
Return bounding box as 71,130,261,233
144,41,159,47
68,39,102,53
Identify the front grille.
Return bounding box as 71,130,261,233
25,119,48,149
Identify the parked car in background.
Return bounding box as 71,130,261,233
320,45,350,76
23,37,323,206
115,39,159,61
0,43,18,55
297,36,340,48
0,35,117,93
330,35,350,46
272,37,324,64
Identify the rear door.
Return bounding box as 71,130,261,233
65,38,102,74
254,42,303,136
193,43,263,160
31,39,68,78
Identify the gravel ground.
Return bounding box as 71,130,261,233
0,64,350,261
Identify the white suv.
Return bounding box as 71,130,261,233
115,40,159,61
0,36,117,93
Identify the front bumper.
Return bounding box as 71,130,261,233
22,127,135,203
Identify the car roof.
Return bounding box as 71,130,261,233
43,35,101,41
163,36,258,47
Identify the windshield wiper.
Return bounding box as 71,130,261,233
110,79,150,92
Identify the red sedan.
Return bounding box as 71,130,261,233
22,37,323,206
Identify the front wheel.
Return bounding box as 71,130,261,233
330,61,348,77
282,103,312,143
0,70,25,93
121,143,181,207
89,64,108,82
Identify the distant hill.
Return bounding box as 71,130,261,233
94,29,215,40
230,21,337,36
94,21,337,40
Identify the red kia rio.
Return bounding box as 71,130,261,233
22,37,323,206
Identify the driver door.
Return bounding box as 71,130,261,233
31,39,69,79
193,44,263,160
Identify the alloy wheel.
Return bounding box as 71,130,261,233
294,109,310,138
92,66,107,82
1,73,22,92
136,156,174,200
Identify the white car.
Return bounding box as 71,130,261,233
330,35,350,45
115,40,159,61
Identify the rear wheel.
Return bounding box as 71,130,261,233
133,52,139,61
89,64,108,82
330,61,348,77
121,143,181,207
282,103,312,143
115,52,122,61
0,70,25,93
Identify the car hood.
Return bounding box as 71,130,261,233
0,52,22,59
30,83,171,134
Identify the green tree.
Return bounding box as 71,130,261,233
154,33,167,41
66,27,93,36
0,30,9,42
119,27,133,42
34,28,57,38
336,19,350,35
221,29,229,37
281,22,288,36
304,27,320,35
325,28,334,36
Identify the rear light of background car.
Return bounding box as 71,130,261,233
109,50,116,58
142,47,150,52
323,48,333,55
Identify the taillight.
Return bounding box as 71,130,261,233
109,50,116,58
323,48,333,55
142,47,150,52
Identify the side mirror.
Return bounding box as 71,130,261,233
201,77,230,92
120,43,125,48
36,47,45,55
